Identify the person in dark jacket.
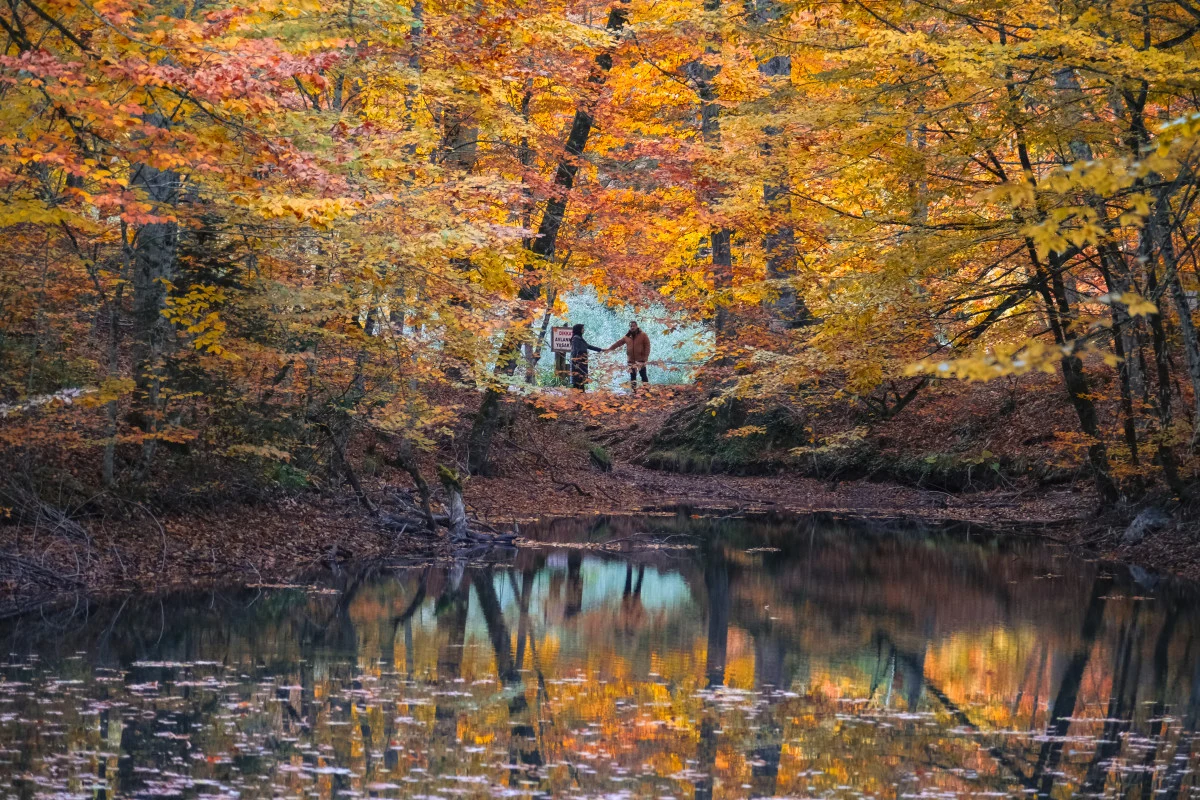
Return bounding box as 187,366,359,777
569,323,603,391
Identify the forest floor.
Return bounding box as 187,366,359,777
2,376,1196,615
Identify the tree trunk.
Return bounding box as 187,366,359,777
1144,259,1187,499
466,386,504,476
1122,85,1189,488
521,1,629,293
1156,215,1200,444
687,7,736,359
438,465,470,539
102,232,133,487
750,0,805,330
1098,244,1141,466
129,154,180,480
467,2,629,475
1004,27,1117,505
1036,249,1120,505
1060,357,1121,505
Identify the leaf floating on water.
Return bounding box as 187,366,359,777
245,583,340,594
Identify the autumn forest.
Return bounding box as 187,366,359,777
10,1,1200,796
6,0,1200,586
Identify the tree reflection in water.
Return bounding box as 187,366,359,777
1,511,1200,799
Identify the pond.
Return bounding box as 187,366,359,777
0,511,1197,799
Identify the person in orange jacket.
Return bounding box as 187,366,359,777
608,320,651,390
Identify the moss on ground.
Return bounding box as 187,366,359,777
641,396,809,475
641,397,1075,491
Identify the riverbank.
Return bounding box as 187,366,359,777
0,463,1125,619
1,378,1196,616
467,466,1200,584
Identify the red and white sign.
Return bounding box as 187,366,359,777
551,326,573,353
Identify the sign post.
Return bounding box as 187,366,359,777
550,327,572,385
550,327,573,353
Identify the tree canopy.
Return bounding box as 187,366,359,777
5,0,1200,503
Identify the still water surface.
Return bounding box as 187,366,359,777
0,512,1198,799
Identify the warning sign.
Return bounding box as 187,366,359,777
551,327,573,353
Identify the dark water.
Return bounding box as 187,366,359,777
0,512,1198,800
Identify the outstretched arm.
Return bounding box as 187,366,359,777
607,335,627,352
586,341,604,353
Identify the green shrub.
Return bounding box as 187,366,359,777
589,444,613,472
270,462,310,491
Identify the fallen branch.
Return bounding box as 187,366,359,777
552,477,592,497
0,551,82,588
380,437,438,532
1,478,92,544
317,421,378,515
